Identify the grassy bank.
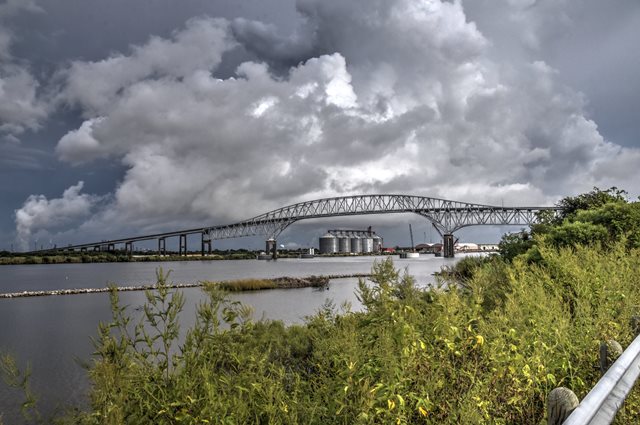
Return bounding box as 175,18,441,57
203,276,330,292
19,242,632,424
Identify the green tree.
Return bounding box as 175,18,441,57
556,186,627,221
575,202,640,248
498,231,534,262
546,221,609,248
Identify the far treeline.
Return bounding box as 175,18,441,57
3,187,640,424
0,250,296,265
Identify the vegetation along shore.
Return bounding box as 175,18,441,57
3,187,640,424
0,274,370,298
0,251,386,266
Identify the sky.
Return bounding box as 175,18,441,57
1,0,639,252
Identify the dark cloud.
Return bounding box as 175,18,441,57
0,1,48,137
4,0,640,250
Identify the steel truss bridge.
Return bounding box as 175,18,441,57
49,194,560,258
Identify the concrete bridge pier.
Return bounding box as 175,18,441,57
443,234,455,258
179,234,187,256
125,242,133,257
266,238,277,260
93,245,101,252
158,238,166,256
107,244,114,252
201,233,212,256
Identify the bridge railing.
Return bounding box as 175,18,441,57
562,333,640,424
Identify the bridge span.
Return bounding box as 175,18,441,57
47,194,560,258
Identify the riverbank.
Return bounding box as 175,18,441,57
0,273,371,298
0,252,391,266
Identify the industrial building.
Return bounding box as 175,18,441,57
318,228,383,254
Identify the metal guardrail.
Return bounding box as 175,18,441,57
563,333,640,424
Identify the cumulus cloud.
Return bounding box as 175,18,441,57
0,0,47,137
61,17,236,115
14,182,101,250
32,0,640,245
56,118,106,164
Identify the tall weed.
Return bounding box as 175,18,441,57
62,246,640,424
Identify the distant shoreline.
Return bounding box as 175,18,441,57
0,252,394,266
0,250,493,266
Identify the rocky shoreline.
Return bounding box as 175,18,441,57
0,273,372,298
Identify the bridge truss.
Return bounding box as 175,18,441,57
50,194,559,258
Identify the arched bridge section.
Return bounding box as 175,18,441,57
53,194,560,258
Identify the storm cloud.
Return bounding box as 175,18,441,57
8,0,640,247
0,0,48,137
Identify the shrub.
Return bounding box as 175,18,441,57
48,248,638,424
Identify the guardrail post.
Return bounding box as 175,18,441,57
547,387,578,425
599,340,622,375
631,315,640,336
563,333,640,424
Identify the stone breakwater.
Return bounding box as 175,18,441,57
0,274,372,298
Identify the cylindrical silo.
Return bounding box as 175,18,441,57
319,233,338,254
372,235,382,252
362,237,374,253
350,235,362,253
338,236,350,253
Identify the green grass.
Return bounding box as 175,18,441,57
203,278,276,291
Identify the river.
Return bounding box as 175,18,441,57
0,254,467,423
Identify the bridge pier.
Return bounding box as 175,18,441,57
158,238,166,256
443,234,455,258
179,234,187,256
107,243,114,252
201,233,211,256
266,238,277,260
125,242,133,257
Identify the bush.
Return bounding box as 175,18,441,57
55,249,640,424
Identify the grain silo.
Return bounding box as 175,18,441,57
362,237,374,253
319,233,338,254
338,235,350,253
372,235,383,252
350,234,362,253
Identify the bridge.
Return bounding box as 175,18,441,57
47,194,560,258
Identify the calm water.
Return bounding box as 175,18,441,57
0,254,465,423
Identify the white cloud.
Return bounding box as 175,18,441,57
0,64,47,134
25,0,640,245
56,117,106,164
14,182,101,250
61,17,236,115
0,1,47,137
